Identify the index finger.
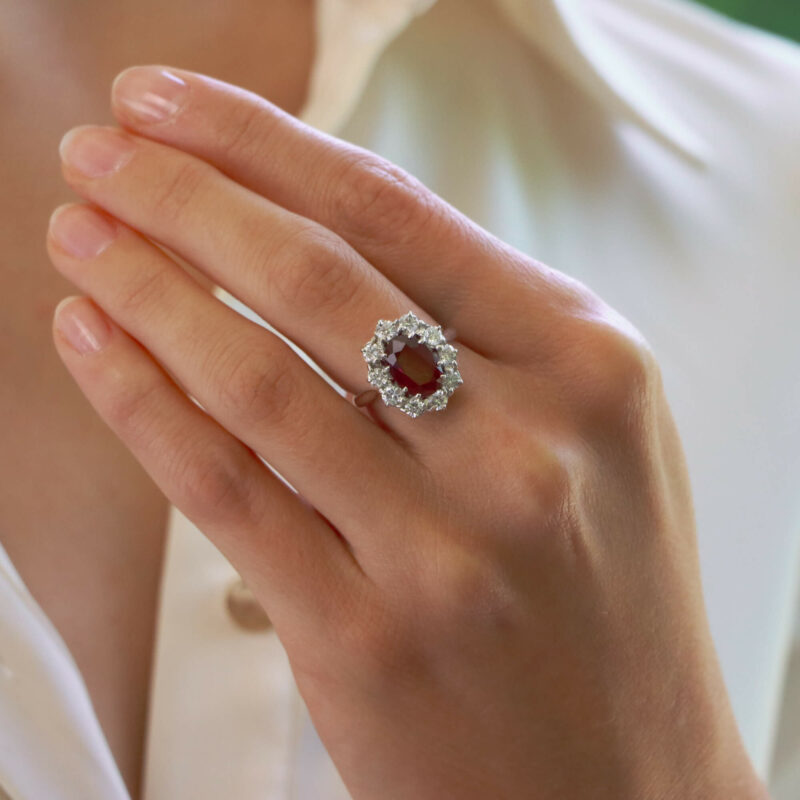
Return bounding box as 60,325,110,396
109,65,539,354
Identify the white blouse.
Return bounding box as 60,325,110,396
1,1,799,798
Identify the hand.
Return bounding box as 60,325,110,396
47,66,766,799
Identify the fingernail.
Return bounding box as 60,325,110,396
49,205,117,259
112,66,188,124
54,296,112,354
59,126,136,178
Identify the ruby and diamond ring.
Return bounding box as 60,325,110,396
361,311,463,418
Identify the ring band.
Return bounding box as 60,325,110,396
361,311,463,418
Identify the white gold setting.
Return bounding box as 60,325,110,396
360,311,463,418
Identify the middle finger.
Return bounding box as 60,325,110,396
57,124,439,397
46,203,420,557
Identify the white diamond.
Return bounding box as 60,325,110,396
398,314,425,337
361,338,385,362
377,320,400,340
435,344,458,366
399,395,426,417
428,391,448,411
381,384,407,405
367,365,391,387
421,326,445,346
440,370,463,391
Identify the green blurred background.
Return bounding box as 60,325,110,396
696,0,799,42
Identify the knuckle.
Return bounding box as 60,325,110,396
464,417,575,532
103,371,166,444
424,547,519,633
567,317,658,431
327,582,421,684
216,97,274,165
168,440,255,525
271,225,358,317
338,604,419,684
333,154,437,242
116,264,169,317
100,369,256,525
520,443,574,525
211,336,296,429
151,157,207,226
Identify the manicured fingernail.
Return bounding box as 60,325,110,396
54,296,112,354
59,126,136,178
49,205,117,259
112,66,188,124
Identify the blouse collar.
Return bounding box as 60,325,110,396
300,0,708,165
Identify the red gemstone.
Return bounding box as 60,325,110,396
383,335,442,397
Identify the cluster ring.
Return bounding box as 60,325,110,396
360,311,463,418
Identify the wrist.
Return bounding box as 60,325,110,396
614,648,769,800
652,701,769,800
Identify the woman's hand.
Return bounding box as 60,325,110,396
46,67,766,800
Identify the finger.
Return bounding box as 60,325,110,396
47,203,421,560
50,294,366,640
57,123,438,396
109,65,544,354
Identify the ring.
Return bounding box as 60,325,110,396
360,311,463,418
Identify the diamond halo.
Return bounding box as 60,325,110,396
360,311,463,418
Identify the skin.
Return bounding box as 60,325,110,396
0,1,313,795
43,65,770,798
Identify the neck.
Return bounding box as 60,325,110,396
0,5,314,794
1,0,314,121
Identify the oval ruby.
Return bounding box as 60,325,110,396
383,335,442,397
